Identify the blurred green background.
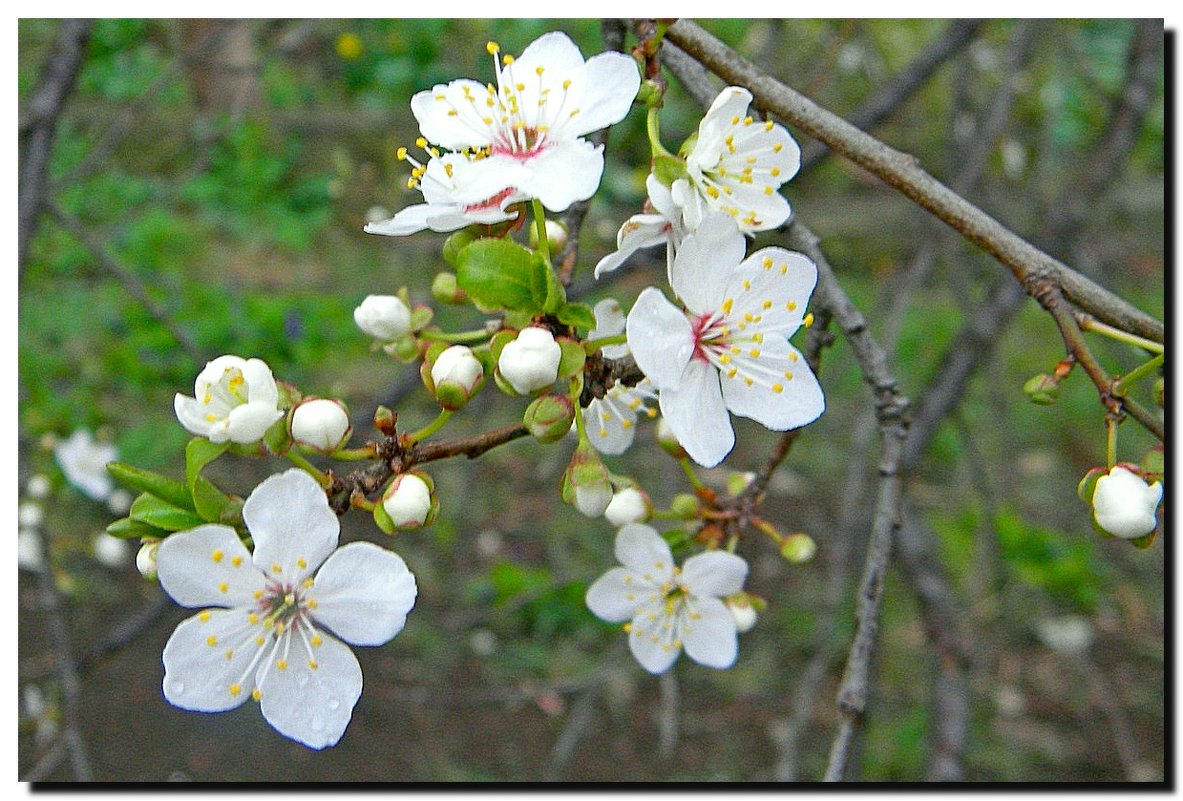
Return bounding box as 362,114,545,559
18,19,1163,782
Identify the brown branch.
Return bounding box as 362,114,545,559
664,19,1163,346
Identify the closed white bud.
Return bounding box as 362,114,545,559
1092,465,1162,539
136,541,160,580
431,345,485,409
354,294,412,341
574,482,614,518
725,595,758,633
498,327,562,394
383,473,433,528
291,398,352,453
603,487,651,527
18,530,44,572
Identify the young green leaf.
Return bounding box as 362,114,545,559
106,462,195,512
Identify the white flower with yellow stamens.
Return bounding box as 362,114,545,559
54,429,118,501
586,523,748,674
583,299,657,455
626,213,824,467
156,469,417,750
678,86,801,233
174,355,284,445
407,32,639,214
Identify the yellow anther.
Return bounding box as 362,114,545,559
200,611,211,622
730,346,741,355
307,599,318,609
302,577,314,589
742,280,751,290
646,408,657,418
248,612,259,625
562,79,571,89
764,186,774,195
231,555,242,567
271,564,282,574
784,370,794,380
772,383,784,394
727,367,738,378
230,683,242,697
444,163,455,178
255,636,265,646
535,66,544,75
762,300,773,310
773,143,783,153
415,136,427,148
212,549,224,563
206,635,218,647
252,688,262,702
296,558,307,570
599,429,608,438
205,414,218,423
515,82,525,91
706,185,720,199
396,146,408,160
744,116,754,126
764,120,775,131
277,659,288,671
763,256,773,268
621,420,633,429
502,54,514,65
804,312,815,327
746,156,757,164
731,115,740,125
308,659,318,670
274,621,285,635
218,582,229,594
447,110,458,117
789,353,799,363
311,635,323,647
753,333,764,343
623,623,632,633
224,649,234,660
744,376,754,386
720,354,732,364
486,41,500,55
787,301,797,311
254,590,263,600
750,348,761,358
771,167,782,177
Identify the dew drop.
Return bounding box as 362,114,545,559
310,713,325,732
169,680,185,696
327,699,340,711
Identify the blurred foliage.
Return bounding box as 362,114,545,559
18,18,1163,782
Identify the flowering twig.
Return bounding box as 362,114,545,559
664,19,1164,346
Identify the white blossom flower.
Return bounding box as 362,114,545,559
583,299,658,455
25,474,52,500
54,429,118,501
603,487,651,527
724,595,758,633
382,473,435,528
291,399,352,453
353,295,412,341
594,175,686,278
174,356,284,445
18,529,44,572
586,523,748,674
1092,465,1162,539
93,533,129,568
498,327,562,395
678,86,801,233
156,469,417,750
19,501,44,529
626,214,825,467
364,149,528,237
107,488,133,516
407,32,640,214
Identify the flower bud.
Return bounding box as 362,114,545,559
25,474,51,500
354,294,412,341
727,471,756,497
1091,465,1162,540
562,441,613,518
603,486,652,527
136,540,160,580
382,472,436,529
431,272,468,305
780,532,817,563
656,417,688,459
290,398,352,453
1023,373,1060,405
430,345,486,410
669,493,700,520
529,219,569,252
18,529,44,572
523,394,576,443
725,594,758,633
498,327,562,395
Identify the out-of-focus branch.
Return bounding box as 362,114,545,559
797,19,984,172
664,19,1163,345
19,19,92,279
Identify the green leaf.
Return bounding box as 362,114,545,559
129,493,207,532
456,238,545,312
555,337,586,379
106,462,195,511
185,437,229,494
192,474,237,523
555,302,596,332
106,516,172,540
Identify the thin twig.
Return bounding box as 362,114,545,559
664,19,1163,345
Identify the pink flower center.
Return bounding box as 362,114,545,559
464,186,520,213
689,310,729,363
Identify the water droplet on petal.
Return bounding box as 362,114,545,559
169,680,185,696
327,699,340,711
310,713,325,732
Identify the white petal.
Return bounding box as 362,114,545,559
514,31,587,77
420,152,529,208
681,551,748,598
364,204,464,237
518,139,604,212
584,395,637,456
593,213,670,278
721,339,825,431
614,523,674,582
681,596,739,669
659,359,734,468
195,355,247,395
668,213,745,314
410,79,496,151
156,524,267,609
174,393,215,439
162,608,267,712
625,287,694,389
646,173,677,220
627,600,682,674
308,542,417,646
558,49,640,136
586,566,644,623
589,298,626,340
258,629,362,750
728,247,817,334
241,358,280,406
244,470,339,582
225,402,283,444
671,177,708,234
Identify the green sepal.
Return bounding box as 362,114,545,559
105,462,195,512
372,496,396,534
555,337,586,379
1076,467,1107,503
106,516,172,540
442,228,479,267
262,414,293,456
276,380,302,410
489,329,518,363
656,152,689,185
556,302,596,333
409,305,434,332
660,528,692,551
129,493,207,532
1129,529,1158,549
457,238,546,313
492,366,520,397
